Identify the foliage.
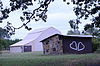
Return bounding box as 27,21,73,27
67,30,80,35
0,52,100,66
83,24,100,37
0,27,15,51
68,0,100,35
92,38,100,52
95,47,100,53
0,0,54,35
69,19,80,31
68,0,100,27
0,27,10,39
0,0,99,35
0,39,21,50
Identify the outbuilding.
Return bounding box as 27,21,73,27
10,27,61,53
41,34,93,54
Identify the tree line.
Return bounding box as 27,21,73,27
0,27,21,51
0,39,21,50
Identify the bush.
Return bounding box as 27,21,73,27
95,44,100,53
92,38,100,52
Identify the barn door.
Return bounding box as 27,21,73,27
24,46,32,52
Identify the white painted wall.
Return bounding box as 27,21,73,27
10,46,22,53
33,40,43,51
28,41,36,51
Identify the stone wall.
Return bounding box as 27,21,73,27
42,35,63,54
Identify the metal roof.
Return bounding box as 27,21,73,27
41,34,93,42
10,27,61,46
56,34,93,37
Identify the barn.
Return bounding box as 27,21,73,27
41,34,93,54
10,27,61,53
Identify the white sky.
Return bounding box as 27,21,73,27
0,0,91,39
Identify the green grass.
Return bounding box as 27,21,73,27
0,52,100,66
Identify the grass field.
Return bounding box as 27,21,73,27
0,52,100,66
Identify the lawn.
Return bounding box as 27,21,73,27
0,52,100,66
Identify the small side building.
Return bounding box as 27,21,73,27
41,34,93,54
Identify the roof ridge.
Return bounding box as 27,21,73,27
28,27,52,34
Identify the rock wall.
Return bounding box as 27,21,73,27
42,35,63,54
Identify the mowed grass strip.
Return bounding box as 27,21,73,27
0,52,100,66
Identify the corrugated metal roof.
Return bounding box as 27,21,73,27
10,27,49,46
28,27,50,34
10,39,33,46
41,34,93,42
23,32,42,40
10,27,60,46
65,35,93,37
54,34,92,37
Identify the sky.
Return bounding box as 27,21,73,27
0,0,91,39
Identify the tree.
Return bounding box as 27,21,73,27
68,18,80,35
83,24,100,38
67,30,80,35
0,0,99,35
0,27,19,50
0,27,10,39
68,0,100,28
69,19,80,31
0,39,21,50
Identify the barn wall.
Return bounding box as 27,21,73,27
42,35,63,54
31,41,36,51
10,46,22,53
25,41,37,52
33,40,43,51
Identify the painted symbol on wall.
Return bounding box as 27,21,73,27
69,41,85,51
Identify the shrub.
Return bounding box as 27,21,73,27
92,38,100,52
95,44,100,53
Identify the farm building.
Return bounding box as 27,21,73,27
41,34,93,54
10,27,61,53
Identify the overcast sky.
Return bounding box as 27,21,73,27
0,0,91,39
